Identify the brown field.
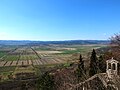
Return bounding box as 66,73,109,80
36,51,62,54
0,44,107,81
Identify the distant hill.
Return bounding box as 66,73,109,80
0,40,110,45
0,40,31,45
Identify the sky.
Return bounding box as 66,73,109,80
0,0,120,41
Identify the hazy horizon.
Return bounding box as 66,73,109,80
0,39,109,41
0,0,120,41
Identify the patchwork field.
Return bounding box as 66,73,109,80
0,44,107,80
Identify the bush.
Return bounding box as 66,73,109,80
36,72,55,90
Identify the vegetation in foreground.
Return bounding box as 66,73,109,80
0,33,120,90
36,33,120,90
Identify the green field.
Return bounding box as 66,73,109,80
0,44,108,81
52,45,107,55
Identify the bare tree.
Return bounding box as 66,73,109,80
110,33,120,47
109,33,120,60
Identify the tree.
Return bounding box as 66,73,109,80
76,54,85,81
98,55,106,73
89,49,98,77
110,33,120,47
78,54,84,70
109,33,120,60
37,72,55,90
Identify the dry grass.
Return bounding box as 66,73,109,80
36,51,62,54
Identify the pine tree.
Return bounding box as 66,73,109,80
78,54,84,70
89,49,98,77
98,55,106,73
76,54,84,79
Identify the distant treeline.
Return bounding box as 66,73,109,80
0,40,110,45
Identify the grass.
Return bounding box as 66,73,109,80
14,66,35,74
3,54,38,61
59,45,107,55
33,44,107,56
0,66,16,73
5,55,19,61
29,55,39,60
0,52,7,58
0,44,108,81
34,47,54,51
0,66,16,81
